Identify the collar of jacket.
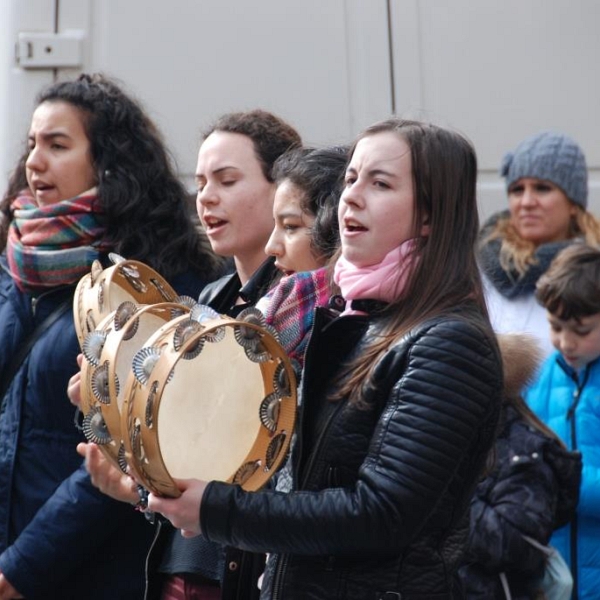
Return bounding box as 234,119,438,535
556,353,600,385
325,296,389,316
202,256,280,315
238,256,280,304
349,298,388,314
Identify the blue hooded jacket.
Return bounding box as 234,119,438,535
525,352,600,600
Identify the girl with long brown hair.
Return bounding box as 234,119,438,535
147,118,504,599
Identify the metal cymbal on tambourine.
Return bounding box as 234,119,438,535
73,253,180,348
79,301,192,471
73,258,298,499
121,306,297,498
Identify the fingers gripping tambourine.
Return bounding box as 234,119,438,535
122,305,297,497
80,302,192,470
73,253,179,348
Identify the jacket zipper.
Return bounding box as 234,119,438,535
300,401,345,489
30,285,72,318
272,400,345,599
291,308,348,489
271,553,288,600
272,310,365,596
565,364,590,600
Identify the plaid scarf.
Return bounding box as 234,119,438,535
256,267,331,367
6,188,111,293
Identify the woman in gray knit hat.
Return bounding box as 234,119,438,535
478,130,600,357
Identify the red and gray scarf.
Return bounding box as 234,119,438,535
6,188,112,293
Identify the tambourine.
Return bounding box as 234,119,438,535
80,302,191,469
73,253,178,348
122,305,297,497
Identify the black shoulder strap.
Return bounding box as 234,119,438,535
0,299,71,411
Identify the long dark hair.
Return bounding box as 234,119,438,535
336,119,491,404
1,73,222,280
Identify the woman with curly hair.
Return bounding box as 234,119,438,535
478,131,600,357
266,145,346,276
0,73,222,600
69,107,303,600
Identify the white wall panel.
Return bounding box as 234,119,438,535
83,0,392,186
0,0,57,184
390,0,600,219
343,0,393,134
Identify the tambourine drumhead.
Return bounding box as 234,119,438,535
73,256,177,348
80,302,190,470
123,311,297,497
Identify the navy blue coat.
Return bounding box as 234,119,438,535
0,256,209,599
459,405,581,599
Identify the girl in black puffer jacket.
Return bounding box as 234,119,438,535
460,333,582,599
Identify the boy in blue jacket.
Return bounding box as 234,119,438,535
525,243,600,600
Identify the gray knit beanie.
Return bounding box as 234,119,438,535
500,131,588,209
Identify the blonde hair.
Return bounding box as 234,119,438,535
483,206,600,277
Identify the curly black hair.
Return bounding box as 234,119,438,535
1,73,222,280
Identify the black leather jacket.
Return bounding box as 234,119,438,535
201,303,503,600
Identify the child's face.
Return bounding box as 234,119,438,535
548,311,600,370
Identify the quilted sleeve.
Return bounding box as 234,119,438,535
201,318,502,556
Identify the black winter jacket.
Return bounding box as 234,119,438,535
458,333,582,600
459,404,582,599
200,303,503,599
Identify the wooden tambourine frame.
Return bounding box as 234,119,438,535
73,255,178,348
121,309,297,497
80,302,191,470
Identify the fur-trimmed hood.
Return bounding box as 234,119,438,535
496,332,543,399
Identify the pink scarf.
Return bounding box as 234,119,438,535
333,239,417,314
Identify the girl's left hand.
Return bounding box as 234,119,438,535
148,478,208,537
